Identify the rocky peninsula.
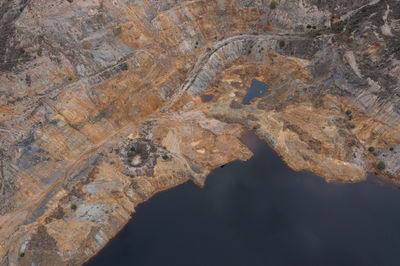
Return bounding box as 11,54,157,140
0,0,399,264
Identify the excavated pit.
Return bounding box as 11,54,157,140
119,138,160,177
1,0,400,265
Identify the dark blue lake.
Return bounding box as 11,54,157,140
242,79,269,105
86,133,400,266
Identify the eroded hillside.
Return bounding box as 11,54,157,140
0,0,400,264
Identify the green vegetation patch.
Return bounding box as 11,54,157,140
377,161,386,170
368,147,375,152
71,204,77,210
270,1,277,9
345,110,354,121
279,40,285,47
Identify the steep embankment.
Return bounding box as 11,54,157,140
0,0,399,265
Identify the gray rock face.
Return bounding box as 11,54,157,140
119,138,160,177
1,0,400,264
0,0,31,73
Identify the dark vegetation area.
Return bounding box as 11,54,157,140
377,161,386,170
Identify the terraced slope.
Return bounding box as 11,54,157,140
0,0,399,264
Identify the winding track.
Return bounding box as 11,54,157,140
164,32,326,109
21,31,316,226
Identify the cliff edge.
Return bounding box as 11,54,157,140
0,0,400,264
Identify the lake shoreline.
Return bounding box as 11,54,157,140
86,132,400,266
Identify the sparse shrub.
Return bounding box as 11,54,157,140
307,24,312,29
279,40,285,47
20,253,25,258
390,147,394,151
68,77,73,81
162,154,169,160
377,161,386,170
368,147,375,152
162,146,166,150
312,26,316,29
331,21,345,33
248,50,251,54
313,31,322,37
350,124,355,129
345,110,354,120
270,1,277,9
351,19,360,26
71,204,77,210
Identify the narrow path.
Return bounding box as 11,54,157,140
24,145,100,224
164,32,316,110
20,28,327,225
340,0,381,21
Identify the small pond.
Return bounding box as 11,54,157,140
201,94,214,103
242,79,269,105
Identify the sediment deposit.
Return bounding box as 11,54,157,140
0,0,400,264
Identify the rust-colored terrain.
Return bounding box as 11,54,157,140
1,0,400,264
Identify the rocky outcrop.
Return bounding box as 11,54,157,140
0,0,399,264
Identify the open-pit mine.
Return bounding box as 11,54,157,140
1,0,400,265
